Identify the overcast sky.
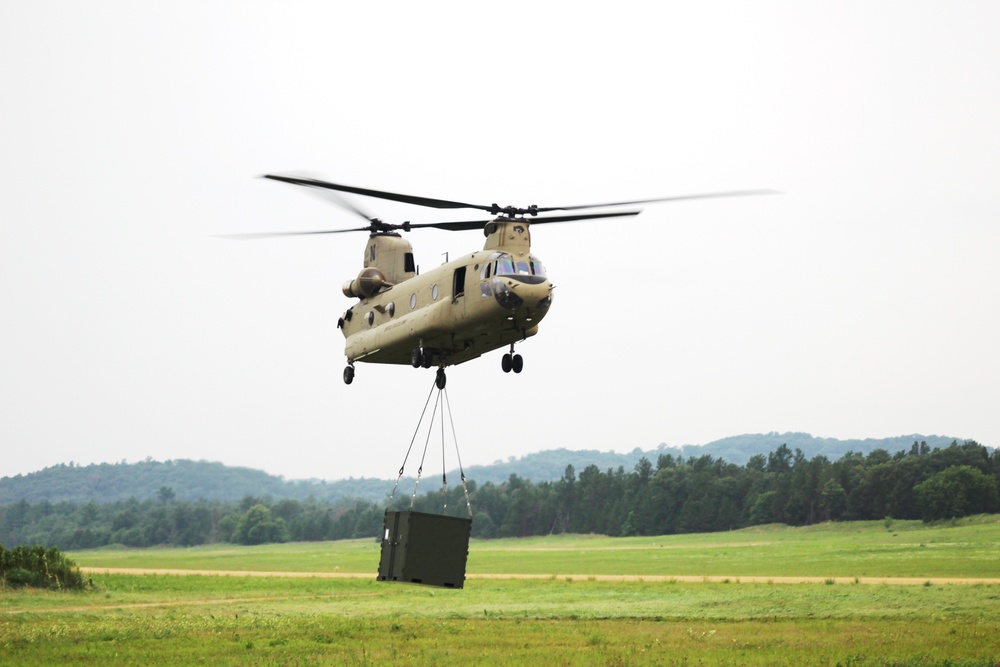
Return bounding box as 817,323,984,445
2,2,997,482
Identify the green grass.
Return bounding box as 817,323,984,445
68,515,1000,580
2,518,999,665
3,576,999,665
471,517,1000,579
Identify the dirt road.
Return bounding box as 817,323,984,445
80,567,1000,586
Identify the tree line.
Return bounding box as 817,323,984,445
1,441,997,548
458,440,999,538
0,492,385,550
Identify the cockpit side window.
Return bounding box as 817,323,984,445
530,257,546,277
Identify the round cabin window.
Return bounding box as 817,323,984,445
387,302,395,318
431,284,439,301
409,293,417,309
366,311,374,327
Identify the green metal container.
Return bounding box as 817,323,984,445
377,510,472,588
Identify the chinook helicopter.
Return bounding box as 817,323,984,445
240,175,772,389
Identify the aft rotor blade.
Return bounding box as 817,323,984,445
218,227,373,240
264,174,495,213
293,183,380,223
534,189,780,213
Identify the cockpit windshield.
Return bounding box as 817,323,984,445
485,252,546,279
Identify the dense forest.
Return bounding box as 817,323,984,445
0,433,962,505
1,440,997,549
464,440,999,538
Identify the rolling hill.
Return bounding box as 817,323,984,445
0,432,967,505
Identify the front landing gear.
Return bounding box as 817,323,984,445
436,367,447,390
501,345,523,374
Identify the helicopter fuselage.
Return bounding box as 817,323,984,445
339,220,553,370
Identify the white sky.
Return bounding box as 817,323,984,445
2,1,997,482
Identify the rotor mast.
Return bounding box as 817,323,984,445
483,219,532,252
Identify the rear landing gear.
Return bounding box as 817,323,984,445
412,346,447,388
343,364,355,385
501,345,523,374
411,347,435,369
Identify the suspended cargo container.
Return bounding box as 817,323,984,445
377,510,472,588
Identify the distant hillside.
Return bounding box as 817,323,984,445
463,432,966,485
0,433,972,505
664,432,965,468
0,460,394,506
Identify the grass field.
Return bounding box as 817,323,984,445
2,517,999,665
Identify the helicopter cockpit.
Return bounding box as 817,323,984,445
480,252,551,310
480,252,547,285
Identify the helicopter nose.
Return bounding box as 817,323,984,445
514,279,554,310
492,276,554,313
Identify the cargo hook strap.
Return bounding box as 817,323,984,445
386,377,472,518
442,386,473,518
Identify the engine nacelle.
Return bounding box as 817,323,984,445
343,267,387,299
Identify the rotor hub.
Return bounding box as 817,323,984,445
490,204,539,218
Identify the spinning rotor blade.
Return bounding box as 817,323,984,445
303,185,380,224
218,227,376,240
405,219,494,232
534,189,780,213
402,210,642,232
266,174,778,218
234,177,414,238
264,174,495,213
514,210,642,225
252,175,779,239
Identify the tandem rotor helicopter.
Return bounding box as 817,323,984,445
233,175,773,389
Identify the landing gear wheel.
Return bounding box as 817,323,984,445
421,352,434,369
410,348,423,368
436,368,447,390
511,354,523,374
501,353,513,373
343,365,355,385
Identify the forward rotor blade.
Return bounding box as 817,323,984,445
406,219,494,232
403,210,642,232
534,189,779,213
264,174,494,213
521,210,641,225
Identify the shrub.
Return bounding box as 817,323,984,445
0,544,87,590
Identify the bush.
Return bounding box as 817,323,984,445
0,544,88,590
